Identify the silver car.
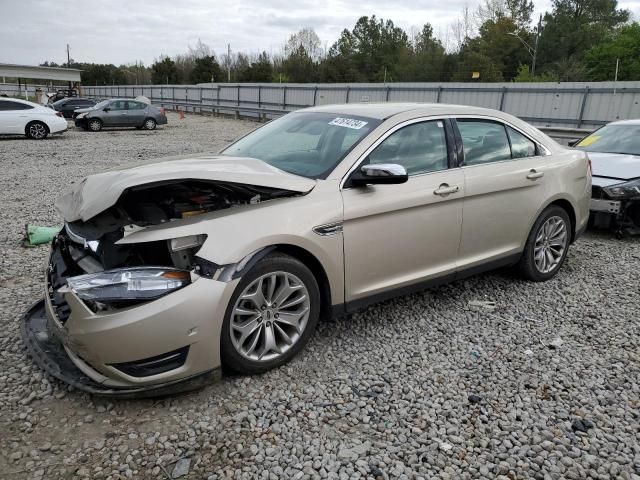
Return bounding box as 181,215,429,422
23,103,591,397
74,98,168,132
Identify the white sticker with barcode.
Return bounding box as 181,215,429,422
329,117,368,129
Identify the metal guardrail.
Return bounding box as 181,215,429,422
83,93,594,144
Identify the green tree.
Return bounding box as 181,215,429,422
282,46,316,82
513,64,559,81
151,57,179,84
245,52,273,82
190,55,223,83
327,16,411,82
536,0,629,75
585,23,640,81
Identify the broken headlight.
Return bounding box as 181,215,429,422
603,179,640,199
66,267,191,306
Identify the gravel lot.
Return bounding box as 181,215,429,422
1,113,639,480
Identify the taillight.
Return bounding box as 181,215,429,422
587,156,592,175
160,107,166,116
55,111,64,118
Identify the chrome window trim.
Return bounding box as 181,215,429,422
340,115,454,190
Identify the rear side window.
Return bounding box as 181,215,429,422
0,100,34,111
368,120,448,175
507,126,537,158
457,120,511,165
128,101,147,110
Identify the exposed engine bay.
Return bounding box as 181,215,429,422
62,179,300,273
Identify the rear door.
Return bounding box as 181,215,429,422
342,118,464,304
126,101,147,126
455,118,549,269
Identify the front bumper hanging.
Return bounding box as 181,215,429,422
21,300,220,399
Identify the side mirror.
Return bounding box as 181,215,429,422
350,163,408,187
103,107,111,112
568,139,580,147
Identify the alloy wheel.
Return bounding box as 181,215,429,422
144,119,156,130
230,271,310,362
29,123,47,139
89,120,101,131
534,215,568,274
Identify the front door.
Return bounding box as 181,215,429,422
104,100,129,126
342,119,464,304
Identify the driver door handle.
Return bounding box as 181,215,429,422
527,169,544,180
434,184,460,196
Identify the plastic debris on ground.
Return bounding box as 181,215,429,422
23,224,61,247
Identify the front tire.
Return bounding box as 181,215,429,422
221,253,320,375
25,121,49,140
518,205,571,281
88,118,102,132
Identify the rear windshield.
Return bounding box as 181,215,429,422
221,112,380,179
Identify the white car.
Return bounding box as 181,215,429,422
0,98,68,139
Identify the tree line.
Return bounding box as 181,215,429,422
41,0,639,85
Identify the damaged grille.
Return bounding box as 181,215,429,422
48,236,86,324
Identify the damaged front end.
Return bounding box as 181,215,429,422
22,173,308,397
590,179,640,237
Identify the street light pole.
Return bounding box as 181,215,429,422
508,31,537,75
532,14,542,76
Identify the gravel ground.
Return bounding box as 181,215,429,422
1,113,639,480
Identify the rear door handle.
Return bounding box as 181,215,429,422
434,184,460,196
527,169,544,180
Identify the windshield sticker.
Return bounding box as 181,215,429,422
329,117,368,129
578,135,600,147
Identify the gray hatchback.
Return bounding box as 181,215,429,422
74,98,168,132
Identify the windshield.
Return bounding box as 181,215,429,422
575,124,640,156
221,112,380,178
93,100,109,109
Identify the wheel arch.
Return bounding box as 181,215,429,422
272,244,333,320
24,119,50,135
547,198,577,242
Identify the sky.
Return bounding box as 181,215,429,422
1,0,639,66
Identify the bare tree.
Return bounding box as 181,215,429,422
284,28,323,61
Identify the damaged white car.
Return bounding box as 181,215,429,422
574,120,640,236
22,104,591,397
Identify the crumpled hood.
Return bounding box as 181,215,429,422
589,152,640,183
56,155,316,222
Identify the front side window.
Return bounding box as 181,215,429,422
367,120,448,175
221,112,380,179
457,120,511,165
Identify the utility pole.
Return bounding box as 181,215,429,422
67,44,72,88
227,43,231,83
532,14,542,76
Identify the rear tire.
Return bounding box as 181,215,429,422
518,205,571,282
25,121,49,140
88,118,102,132
143,118,157,130
220,253,320,375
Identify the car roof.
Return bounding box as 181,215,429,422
607,119,640,126
300,102,505,120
